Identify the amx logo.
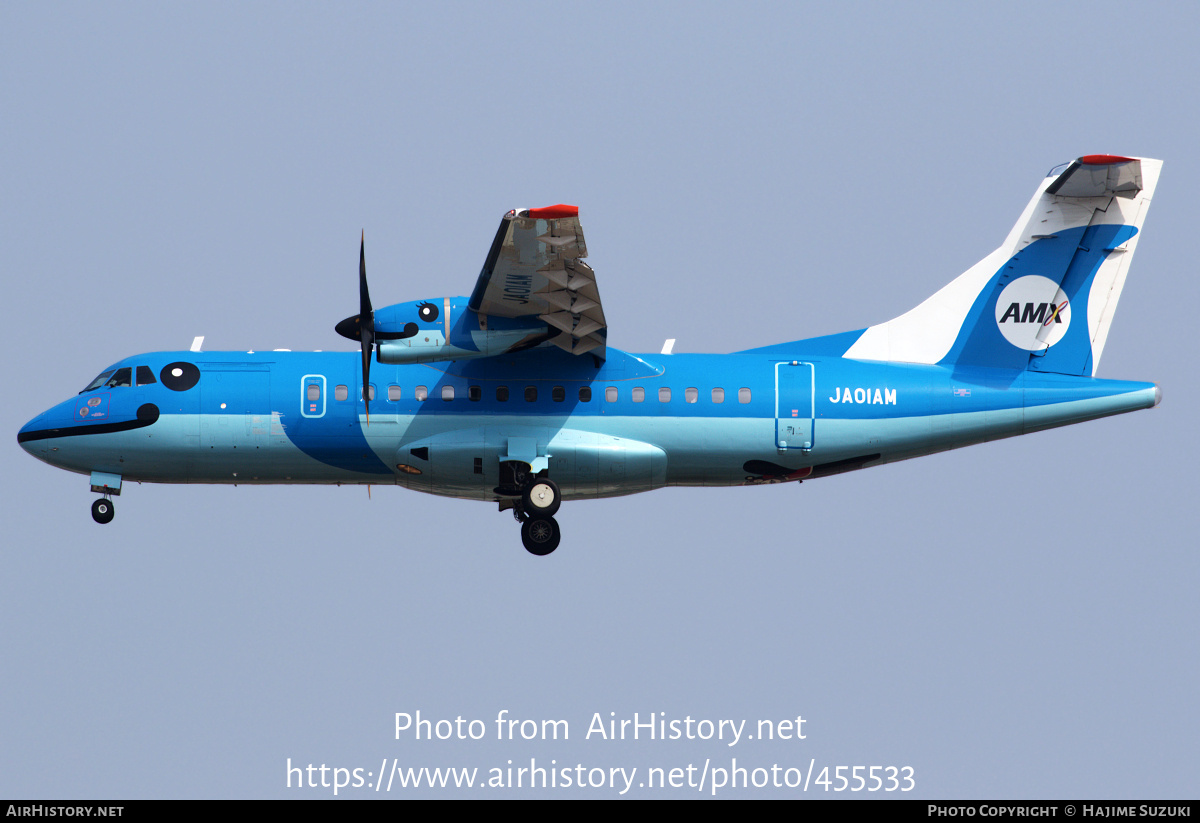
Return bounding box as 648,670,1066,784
994,274,1071,351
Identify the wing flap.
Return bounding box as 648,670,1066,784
551,332,605,356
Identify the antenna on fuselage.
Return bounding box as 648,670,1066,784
190,336,204,352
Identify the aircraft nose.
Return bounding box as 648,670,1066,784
17,412,48,456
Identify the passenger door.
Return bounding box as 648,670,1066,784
774,361,814,451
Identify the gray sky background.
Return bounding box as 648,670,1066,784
3,1,1196,798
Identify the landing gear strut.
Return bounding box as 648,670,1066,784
91,498,115,524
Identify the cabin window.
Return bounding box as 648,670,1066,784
105,368,132,388
307,384,321,402
136,366,157,386
525,386,538,402
496,386,509,402
415,385,428,401
685,387,698,403
712,388,725,403
659,387,671,402
441,385,454,401
469,386,481,402
552,386,565,402
388,385,402,401
632,387,645,403
605,387,617,402
335,385,349,401
579,387,592,402
738,387,751,403
362,385,375,401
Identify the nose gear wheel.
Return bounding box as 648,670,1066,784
91,498,114,524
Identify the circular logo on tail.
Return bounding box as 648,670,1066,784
994,275,1071,351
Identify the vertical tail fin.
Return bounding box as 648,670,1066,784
843,155,1161,376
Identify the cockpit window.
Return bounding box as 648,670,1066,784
81,370,116,393
136,366,157,386
105,368,133,388
77,367,133,392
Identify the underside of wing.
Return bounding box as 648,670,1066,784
468,205,607,358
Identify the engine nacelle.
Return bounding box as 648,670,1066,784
373,297,550,365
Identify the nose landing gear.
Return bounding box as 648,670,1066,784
91,498,115,524
88,471,121,524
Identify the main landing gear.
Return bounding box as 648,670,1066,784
500,464,563,556
518,478,562,555
91,497,115,524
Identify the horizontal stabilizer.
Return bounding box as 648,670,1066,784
1046,155,1142,198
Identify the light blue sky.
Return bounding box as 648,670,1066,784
3,1,1197,798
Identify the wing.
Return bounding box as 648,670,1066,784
468,205,607,358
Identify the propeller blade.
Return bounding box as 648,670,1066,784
359,232,372,318
361,316,374,424
359,234,373,423
334,233,376,423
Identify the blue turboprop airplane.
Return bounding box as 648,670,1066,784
19,155,1162,555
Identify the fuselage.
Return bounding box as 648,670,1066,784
18,343,1159,502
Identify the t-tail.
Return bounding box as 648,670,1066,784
843,155,1161,376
